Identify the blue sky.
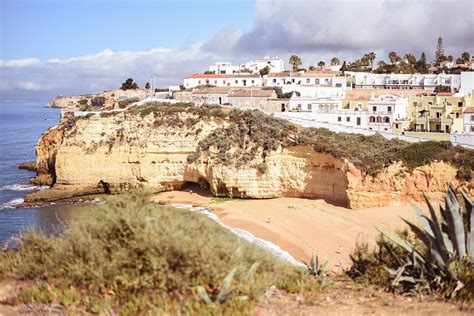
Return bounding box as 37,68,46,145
1,0,472,102
1,0,255,60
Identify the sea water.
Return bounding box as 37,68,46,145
0,103,75,243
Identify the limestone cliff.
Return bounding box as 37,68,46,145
29,105,473,208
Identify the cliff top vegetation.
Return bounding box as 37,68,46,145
79,102,474,180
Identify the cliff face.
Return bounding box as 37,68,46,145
31,108,473,208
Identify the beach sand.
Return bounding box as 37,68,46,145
153,189,419,272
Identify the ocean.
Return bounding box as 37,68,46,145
0,103,78,244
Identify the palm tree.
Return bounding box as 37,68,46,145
289,55,302,72
461,52,471,63
405,53,417,70
318,61,325,70
388,51,401,64
330,57,340,66
366,52,376,71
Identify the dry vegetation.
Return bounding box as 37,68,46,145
0,194,324,314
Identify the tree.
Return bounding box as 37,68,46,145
388,51,401,64
145,82,150,90
120,78,139,90
308,65,316,71
289,55,302,72
204,70,215,74
317,60,325,70
259,66,270,76
435,36,445,65
415,52,429,73
330,57,340,66
365,52,376,71
461,52,471,63
447,55,453,62
340,61,347,74
404,53,417,70
434,85,451,93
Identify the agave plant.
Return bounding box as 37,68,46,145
301,253,328,277
197,262,260,304
379,185,473,295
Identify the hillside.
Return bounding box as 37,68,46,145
27,102,473,209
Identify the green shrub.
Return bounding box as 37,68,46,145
0,193,316,314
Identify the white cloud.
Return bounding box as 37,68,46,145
1,0,473,99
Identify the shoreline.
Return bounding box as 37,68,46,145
153,189,418,271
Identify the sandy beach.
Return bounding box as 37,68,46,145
154,188,419,272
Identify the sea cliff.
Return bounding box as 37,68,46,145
27,103,474,208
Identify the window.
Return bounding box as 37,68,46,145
306,79,310,83
198,80,201,85
395,124,399,129
436,112,441,118
273,79,276,83
372,106,377,111
369,116,375,123
214,80,217,84
377,116,383,123
335,83,342,87
471,126,474,132
456,113,460,118
337,117,342,122
297,104,302,111
387,106,392,112
315,79,320,84
458,102,463,107
308,104,312,110
384,128,388,131
223,80,226,84
235,80,238,84
428,102,433,106
346,117,350,122
384,117,390,123
251,80,255,84
356,117,361,126
471,115,474,122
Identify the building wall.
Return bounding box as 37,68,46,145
183,77,263,89
464,112,474,133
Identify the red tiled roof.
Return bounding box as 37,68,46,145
228,89,275,98
437,92,454,96
464,107,474,113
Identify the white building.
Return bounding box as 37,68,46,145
350,72,461,92
209,62,239,75
460,72,474,95
183,74,262,89
289,93,408,133
464,107,474,133
266,72,348,89
240,57,285,73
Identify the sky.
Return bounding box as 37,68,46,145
1,0,473,102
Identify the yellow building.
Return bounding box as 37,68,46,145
407,92,473,134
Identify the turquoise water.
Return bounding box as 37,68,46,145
0,103,77,243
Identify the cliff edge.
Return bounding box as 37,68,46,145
27,103,474,208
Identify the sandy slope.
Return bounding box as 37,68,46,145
154,189,420,271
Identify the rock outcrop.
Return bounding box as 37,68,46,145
29,107,473,208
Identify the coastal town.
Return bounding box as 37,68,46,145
51,39,474,149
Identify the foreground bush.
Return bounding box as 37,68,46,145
348,186,474,301
0,194,319,314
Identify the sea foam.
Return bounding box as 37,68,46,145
0,198,25,210
0,183,48,192
171,203,304,267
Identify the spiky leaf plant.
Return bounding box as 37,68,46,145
301,253,328,278
379,185,473,297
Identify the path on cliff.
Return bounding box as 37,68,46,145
0,276,470,315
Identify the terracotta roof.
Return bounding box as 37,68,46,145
228,89,275,98
436,92,454,96
192,87,233,94
186,73,260,79
464,107,474,113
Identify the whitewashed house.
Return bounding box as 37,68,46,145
209,62,240,74
240,57,284,73
183,74,262,89
265,71,348,89
464,107,474,133
289,93,408,133
350,72,461,92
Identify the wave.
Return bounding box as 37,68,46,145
0,183,49,192
171,203,304,267
0,198,25,210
